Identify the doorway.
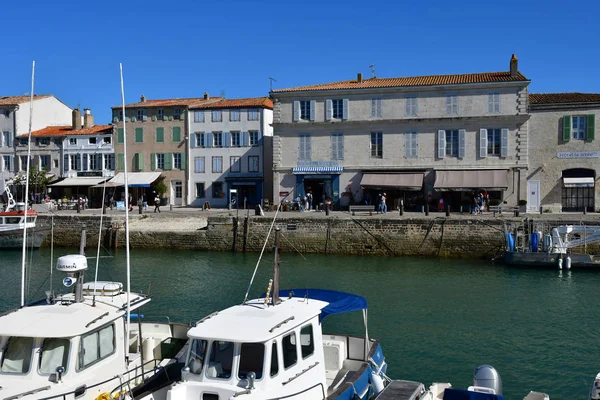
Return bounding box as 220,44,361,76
527,180,540,212
172,180,183,206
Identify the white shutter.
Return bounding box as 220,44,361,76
309,100,316,121
404,132,410,157
299,136,305,160
371,99,376,118
306,135,312,159
325,99,333,121
458,129,466,159
330,134,336,159
377,99,382,117
501,128,509,157
342,99,349,120
338,133,344,159
437,130,446,159
479,129,488,158
412,133,418,157
293,101,300,122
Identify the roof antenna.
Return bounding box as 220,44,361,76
220,90,226,99
269,77,277,92
369,64,376,78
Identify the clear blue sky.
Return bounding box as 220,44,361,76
5,0,599,124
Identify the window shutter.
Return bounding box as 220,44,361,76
293,101,300,122
437,130,446,159
587,114,595,140
138,153,145,170
412,133,418,157
190,133,196,148
173,126,181,142
206,132,213,148
306,135,312,160
242,131,249,147
458,129,466,159
118,128,124,143
479,129,488,158
64,154,69,171
309,100,316,121
83,153,88,170
118,154,124,170
97,154,103,169
500,128,509,157
164,153,172,170
377,99,382,117
446,96,451,114
404,132,411,157
224,132,230,148
75,154,81,170
342,99,349,120
257,131,263,146
325,99,333,121
180,152,186,169
150,153,156,171
371,99,376,118
338,133,344,159
299,136,305,160
562,115,571,142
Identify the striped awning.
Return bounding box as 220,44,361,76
292,167,344,174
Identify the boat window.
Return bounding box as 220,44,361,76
207,341,233,379
78,324,115,370
238,343,265,380
188,339,208,375
300,324,314,359
5,217,20,224
270,341,279,377
282,332,297,369
39,338,70,374
26,216,36,224
0,336,34,374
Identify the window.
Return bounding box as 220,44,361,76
249,131,259,146
173,153,182,169
103,136,111,144
248,156,259,172
298,134,312,161
212,110,222,122
20,156,30,171
332,99,344,119
238,343,265,380
248,109,259,121
195,132,204,148
371,132,383,158
230,156,241,172
105,154,114,170
487,128,501,155
118,110,123,121
40,155,50,171
135,128,143,143
3,155,11,171
173,127,181,142
194,111,204,122
572,116,587,140
405,132,418,158
78,324,115,370
207,341,234,379
405,96,418,116
4,109,10,117
331,132,344,160
282,332,297,369
195,182,205,198
213,132,223,147
39,338,70,375
3,131,11,147
300,324,314,359
156,127,164,142
187,339,208,375
212,181,223,198
89,154,98,170
300,101,311,120
446,95,458,115
212,156,223,173
231,132,241,147
488,93,500,113
194,157,205,173
137,109,146,121
270,342,279,377
39,138,50,146
157,109,164,120
445,130,459,157
69,138,77,146
1,337,34,373
174,108,182,120
371,98,382,118
230,109,240,121
69,154,79,170
156,153,165,170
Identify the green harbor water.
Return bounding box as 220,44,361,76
1,248,598,399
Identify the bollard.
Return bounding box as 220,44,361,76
540,206,543,214
445,204,450,217
460,205,463,214
76,201,80,214
514,208,519,217
399,205,403,216
584,207,587,215
421,205,425,214
170,204,173,211
139,203,143,215
425,204,429,216
325,203,330,216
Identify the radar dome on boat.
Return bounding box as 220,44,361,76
56,254,88,273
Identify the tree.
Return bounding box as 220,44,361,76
13,168,51,202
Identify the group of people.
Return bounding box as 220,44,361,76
103,192,162,213
472,191,489,214
297,191,313,211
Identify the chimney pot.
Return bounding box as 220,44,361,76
72,108,81,130
84,109,94,128
510,54,518,78
140,94,146,103
357,73,363,83
204,92,210,100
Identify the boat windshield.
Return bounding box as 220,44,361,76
238,342,265,379
39,338,70,374
0,336,34,374
207,341,234,379
187,339,208,374
5,217,21,224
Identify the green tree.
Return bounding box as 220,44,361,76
13,169,51,201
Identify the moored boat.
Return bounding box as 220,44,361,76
0,205,50,249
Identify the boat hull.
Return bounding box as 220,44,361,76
503,251,600,268
0,225,51,249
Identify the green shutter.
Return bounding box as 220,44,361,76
587,114,595,140
562,115,571,142
150,153,156,170
135,153,144,170
173,126,181,142
117,153,124,170
156,127,164,143
118,128,124,143
135,127,143,142
164,152,172,170
180,152,186,170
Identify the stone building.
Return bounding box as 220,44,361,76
528,93,599,213
187,97,273,208
270,55,530,211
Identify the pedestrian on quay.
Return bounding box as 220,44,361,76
307,191,313,211
154,194,161,213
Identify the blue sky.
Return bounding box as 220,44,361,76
5,0,599,124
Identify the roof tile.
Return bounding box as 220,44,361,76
0,94,52,106
189,97,273,110
529,93,600,105
23,125,113,137
113,97,223,109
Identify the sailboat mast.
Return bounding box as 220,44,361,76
273,228,280,305
20,60,35,307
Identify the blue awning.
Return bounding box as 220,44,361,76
275,288,367,322
292,167,344,174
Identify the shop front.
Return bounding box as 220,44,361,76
225,174,263,209
292,162,343,210
433,169,509,211
359,172,425,211
48,176,109,207
561,168,595,212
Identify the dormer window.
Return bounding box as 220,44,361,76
157,109,164,120
89,137,97,145
69,138,77,146
174,108,182,120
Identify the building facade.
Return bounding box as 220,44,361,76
528,93,599,213
270,55,530,211
187,97,273,208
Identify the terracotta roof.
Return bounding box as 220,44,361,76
189,97,273,110
272,71,529,93
23,125,113,137
0,94,52,106
529,93,600,105
113,97,223,109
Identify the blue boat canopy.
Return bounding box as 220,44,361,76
275,289,367,322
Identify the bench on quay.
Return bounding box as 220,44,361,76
349,205,376,216
489,205,520,217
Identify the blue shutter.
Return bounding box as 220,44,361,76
437,130,446,159
479,129,488,158
83,153,88,170
338,133,344,159
242,131,249,147
309,100,316,121
206,132,213,148
257,131,263,146
404,132,411,158
458,129,466,159
306,135,312,160
325,99,333,121
75,154,81,170
500,128,509,157
190,133,196,148
64,154,69,171
342,99,349,120
224,132,230,148
293,101,300,122
97,154,103,170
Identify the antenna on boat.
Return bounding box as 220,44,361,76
20,60,35,307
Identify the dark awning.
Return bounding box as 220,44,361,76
434,170,509,191
360,173,424,190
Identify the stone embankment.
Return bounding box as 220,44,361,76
36,211,600,258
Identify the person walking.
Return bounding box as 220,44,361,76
154,194,161,213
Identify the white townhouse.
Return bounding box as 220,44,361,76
0,94,72,181
187,97,273,208
270,55,530,211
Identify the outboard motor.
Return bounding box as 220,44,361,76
472,365,502,396
56,254,88,303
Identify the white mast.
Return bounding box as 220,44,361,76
20,60,35,307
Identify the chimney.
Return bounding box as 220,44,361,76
510,54,518,78
72,108,81,130
140,94,146,102
83,108,94,128
204,92,210,100
357,73,363,83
